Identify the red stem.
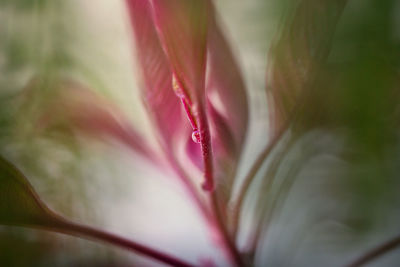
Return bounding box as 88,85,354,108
168,154,212,222
165,145,243,267
197,108,214,191
210,193,243,267
32,216,195,267
192,96,241,264
163,145,242,266
346,234,400,267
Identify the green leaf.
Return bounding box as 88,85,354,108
0,156,195,267
0,156,56,227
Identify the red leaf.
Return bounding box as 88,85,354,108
37,79,157,162
206,4,249,200
125,0,184,148
150,0,214,191
150,0,209,102
207,5,248,150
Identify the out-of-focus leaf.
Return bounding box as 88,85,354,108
0,157,197,267
207,100,237,207
207,4,248,149
0,0,49,10
267,0,347,134
251,1,400,260
25,79,157,163
207,101,236,161
206,3,248,204
326,0,400,230
125,0,188,155
0,156,56,227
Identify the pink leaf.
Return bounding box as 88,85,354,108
207,99,236,164
206,4,249,200
150,0,209,102
207,4,248,150
36,79,157,162
125,0,185,149
185,133,203,170
150,0,214,191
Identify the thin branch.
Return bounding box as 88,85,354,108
244,137,295,255
230,124,288,237
210,192,244,267
162,146,242,266
171,157,210,214
168,147,243,267
35,216,195,267
346,234,400,267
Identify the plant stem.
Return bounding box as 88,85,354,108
46,217,195,267
210,192,244,267
244,139,298,256
346,234,400,267
168,150,242,266
230,125,288,238
168,153,212,222
166,146,243,266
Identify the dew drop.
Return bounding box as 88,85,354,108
191,130,201,143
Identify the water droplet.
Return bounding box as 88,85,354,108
191,130,201,143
